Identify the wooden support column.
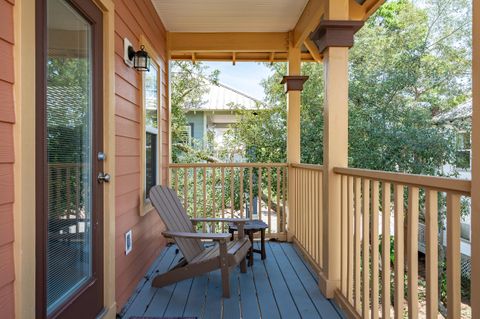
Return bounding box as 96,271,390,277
471,0,480,316
315,0,358,299
286,40,302,242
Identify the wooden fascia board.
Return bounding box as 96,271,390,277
293,0,325,48
169,51,315,62
168,32,289,53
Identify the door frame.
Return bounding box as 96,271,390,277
13,0,116,318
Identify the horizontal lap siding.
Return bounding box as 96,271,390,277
114,0,169,311
0,0,15,318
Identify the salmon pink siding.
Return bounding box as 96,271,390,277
0,0,15,317
114,0,169,310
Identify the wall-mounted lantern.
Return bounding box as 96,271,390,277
124,38,150,72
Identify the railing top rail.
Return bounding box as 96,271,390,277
334,167,471,196
169,162,288,168
290,163,324,171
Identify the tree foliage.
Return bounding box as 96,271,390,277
223,0,471,176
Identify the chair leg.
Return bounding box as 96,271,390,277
219,239,230,298
221,263,230,298
240,258,247,273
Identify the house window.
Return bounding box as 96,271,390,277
455,131,471,170
180,123,193,145
143,57,160,201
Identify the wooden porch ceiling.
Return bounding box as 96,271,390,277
153,0,384,63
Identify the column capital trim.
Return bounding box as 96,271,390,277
311,20,364,53
281,75,309,93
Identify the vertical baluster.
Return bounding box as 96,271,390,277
382,182,391,319
347,176,354,304
394,184,405,319
354,177,362,313
282,166,287,234
371,180,380,319
276,167,281,234
258,167,262,221
183,168,188,211
221,167,225,232
268,167,272,234
407,187,419,319
66,166,71,216
341,175,348,295
447,193,461,319
175,168,179,193
230,167,235,219
240,167,244,219
363,179,371,319
193,168,197,218
318,170,323,268
302,169,306,246
221,167,225,219
75,165,80,217
249,167,253,220
425,189,438,319
202,167,207,232
314,171,319,264
212,168,216,231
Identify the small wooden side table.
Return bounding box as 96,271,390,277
228,220,269,266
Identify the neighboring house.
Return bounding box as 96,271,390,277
435,100,473,180
432,100,472,276
182,82,264,154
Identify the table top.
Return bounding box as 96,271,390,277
228,219,269,231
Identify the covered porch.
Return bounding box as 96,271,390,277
121,242,344,318
129,0,479,318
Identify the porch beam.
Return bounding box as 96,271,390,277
320,0,350,299
349,0,385,21
292,0,325,48
286,38,302,242
304,38,323,62
471,0,480,317
167,32,289,52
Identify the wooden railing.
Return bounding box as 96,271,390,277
169,163,288,238
290,163,324,269
333,167,471,319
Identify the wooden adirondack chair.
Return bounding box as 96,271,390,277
149,185,251,298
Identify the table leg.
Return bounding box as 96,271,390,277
261,229,266,259
248,231,254,266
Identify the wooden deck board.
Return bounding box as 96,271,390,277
222,267,241,318
120,242,344,319
281,243,343,318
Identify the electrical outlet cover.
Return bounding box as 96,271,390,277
125,230,133,255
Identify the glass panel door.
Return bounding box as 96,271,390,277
46,0,94,314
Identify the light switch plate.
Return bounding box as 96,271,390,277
125,230,133,255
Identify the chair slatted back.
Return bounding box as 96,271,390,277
149,185,205,262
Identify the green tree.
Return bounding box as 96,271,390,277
225,0,471,176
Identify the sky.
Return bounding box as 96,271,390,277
204,62,273,101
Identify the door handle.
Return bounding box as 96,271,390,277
97,172,111,183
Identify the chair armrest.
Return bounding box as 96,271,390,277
162,231,230,241
190,218,249,240
190,218,249,225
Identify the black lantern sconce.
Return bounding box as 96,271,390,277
128,45,150,72
124,38,150,72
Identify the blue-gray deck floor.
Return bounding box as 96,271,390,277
120,241,345,319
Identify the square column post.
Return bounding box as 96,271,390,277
310,0,363,298
320,45,349,298
471,0,480,316
285,42,301,242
